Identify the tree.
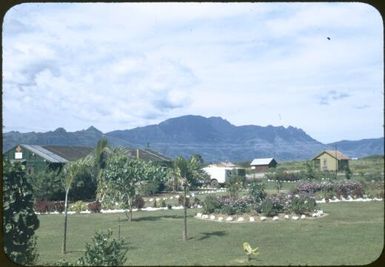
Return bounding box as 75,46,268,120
3,160,39,265
104,152,166,221
94,138,112,202
173,156,191,241
62,160,87,254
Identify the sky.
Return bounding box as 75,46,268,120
2,2,384,143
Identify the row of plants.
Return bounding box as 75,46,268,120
202,180,318,217
33,193,203,214
294,180,365,199
34,200,102,214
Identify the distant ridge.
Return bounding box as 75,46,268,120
3,115,384,162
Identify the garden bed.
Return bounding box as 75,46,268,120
195,209,327,223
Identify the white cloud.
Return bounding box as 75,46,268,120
2,2,383,142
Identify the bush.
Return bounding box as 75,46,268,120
70,201,87,213
34,200,65,213
133,195,145,210
178,194,191,208
88,201,102,213
77,229,128,266
259,196,284,216
248,181,266,204
289,194,316,215
202,195,221,214
160,200,167,208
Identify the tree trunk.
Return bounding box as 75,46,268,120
62,189,69,254
129,197,133,222
183,185,187,241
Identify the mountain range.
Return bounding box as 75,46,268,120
3,115,384,162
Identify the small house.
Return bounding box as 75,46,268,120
250,158,278,173
312,150,350,172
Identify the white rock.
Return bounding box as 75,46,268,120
156,198,160,201
202,214,209,219
226,216,233,221
272,216,279,221
196,213,202,218
163,197,167,200
169,197,174,200
218,217,224,222
300,214,306,219
237,217,244,222
284,214,290,219
149,198,153,202
292,215,299,220
260,216,267,221
209,215,216,220
249,217,255,222
175,195,180,199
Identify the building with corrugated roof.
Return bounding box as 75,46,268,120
312,150,350,172
250,158,278,173
3,144,93,174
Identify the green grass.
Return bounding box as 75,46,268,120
35,202,383,265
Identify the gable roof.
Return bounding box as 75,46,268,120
313,150,350,160
19,144,93,163
250,158,276,166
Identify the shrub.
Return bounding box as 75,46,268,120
192,197,201,207
88,201,102,213
248,181,266,204
160,200,167,208
202,195,221,214
34,200,65,213
167,204,172,210
153,199,157,208
289,194,317,215
70,201,87,213
259,196,285,217
133,195,145,210
77,229,128,266
178,194,191,208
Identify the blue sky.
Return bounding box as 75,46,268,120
2,2,383,143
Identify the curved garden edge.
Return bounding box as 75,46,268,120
194,210,328,223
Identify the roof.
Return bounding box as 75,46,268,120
313,150,350,160
122,148,171,162
20,145,93,163
250,158,275,166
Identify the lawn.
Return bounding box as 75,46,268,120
35,201,384,265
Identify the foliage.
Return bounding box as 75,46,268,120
133,195,145,209
70,201,87,213
288,194,317,215
218,195,253,215
171,155,209,190
202,195,221,214
77,229,128,266
34,200,65,213
160,200,167,207
301,161,322,180
69,165,97,201
295,180,365,198
226,175,246,198
248,180,267,204
104,151,167,221
27,168,65,201
3,160,39,265
178,194,191,208
259,196,284,216
88,201,102,213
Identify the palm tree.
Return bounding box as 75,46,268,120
62,160,84,254
94,138,111,202
173,156,191,241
